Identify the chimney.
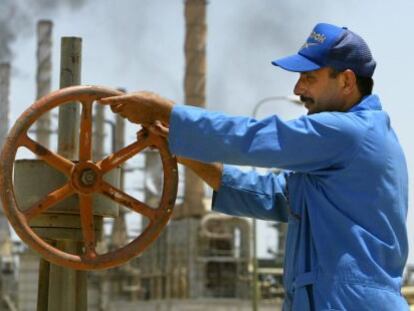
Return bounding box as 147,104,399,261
0,63,10,150
0,62,11,254
179,0,208,218
35,20,53,147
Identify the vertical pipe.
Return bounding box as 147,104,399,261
183,0,207,217
252,219,259,311
110,114,128,249
45,37,86,311
35,20,53,148
0,62,12,263
0,62,11,244
57,37,82,159
0,63,10,150
276,222,287,263
93,104,105,160
36,253,50,311
34,21,53,308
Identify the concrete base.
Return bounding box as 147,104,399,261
13,159,120,217
13,159,120,241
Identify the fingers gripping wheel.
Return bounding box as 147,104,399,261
0,85,178,270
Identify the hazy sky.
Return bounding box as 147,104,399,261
4,0,414,262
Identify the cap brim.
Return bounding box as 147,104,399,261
271,54,321,72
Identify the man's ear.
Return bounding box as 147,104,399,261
341,69,357,95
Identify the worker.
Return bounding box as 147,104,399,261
101,23,409,310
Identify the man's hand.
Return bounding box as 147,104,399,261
144,120,169,138
137,121,169,143
100,91,174,125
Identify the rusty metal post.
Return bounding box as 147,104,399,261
50,37,85,311
35,20,53,148
38,37,86,311
36,257,50,311
57,37,81,159
181,0,207,218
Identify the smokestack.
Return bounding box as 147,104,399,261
0,62,11,254
184,0,207,107
35,20,53,147
181,0,207,218
0,63,10,150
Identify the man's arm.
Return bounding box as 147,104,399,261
100,98,289,221
100,94,224,190
177,157,222,191
142,120,223,191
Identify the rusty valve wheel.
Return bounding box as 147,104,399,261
0,85,178,270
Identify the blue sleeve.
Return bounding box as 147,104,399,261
212,165,289,222
169,105,366,173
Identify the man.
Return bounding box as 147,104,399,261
101,23,409,310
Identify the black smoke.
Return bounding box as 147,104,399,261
0,0,89,62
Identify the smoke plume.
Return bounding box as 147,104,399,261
0,0,89,63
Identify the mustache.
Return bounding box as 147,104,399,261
300,96,314,104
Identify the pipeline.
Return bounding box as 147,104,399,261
200,213,251,241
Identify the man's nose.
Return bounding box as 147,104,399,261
293,80,304,96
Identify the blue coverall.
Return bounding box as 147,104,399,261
169,94,409,310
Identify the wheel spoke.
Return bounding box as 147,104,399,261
79,100,93,162
20,135,74,175
97,138,149,173
100,181,157,220
23,183,74,221
79,194,97,258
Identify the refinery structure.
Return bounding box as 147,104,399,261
0,1,413,311
0,1,282,310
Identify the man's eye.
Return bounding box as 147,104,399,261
306,76,315,82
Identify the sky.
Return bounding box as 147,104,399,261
3,0,414,262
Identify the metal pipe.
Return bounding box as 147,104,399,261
0,63,10,150
252,95,301,119
57,37,82,159
0,62,12,254
35,20,53,148
44,37,86,311
93,104,105,160
199,213,250,241
110,113,128,249
252,216,259,311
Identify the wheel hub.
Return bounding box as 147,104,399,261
71,162,101,194
80,168,97,186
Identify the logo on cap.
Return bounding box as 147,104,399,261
301,31,326,50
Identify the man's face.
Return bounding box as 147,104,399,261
294,67,346,114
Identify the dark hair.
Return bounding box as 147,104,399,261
329,68,374,97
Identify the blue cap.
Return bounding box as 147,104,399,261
272,23,376,77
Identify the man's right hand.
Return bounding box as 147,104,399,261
100,91,174,125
